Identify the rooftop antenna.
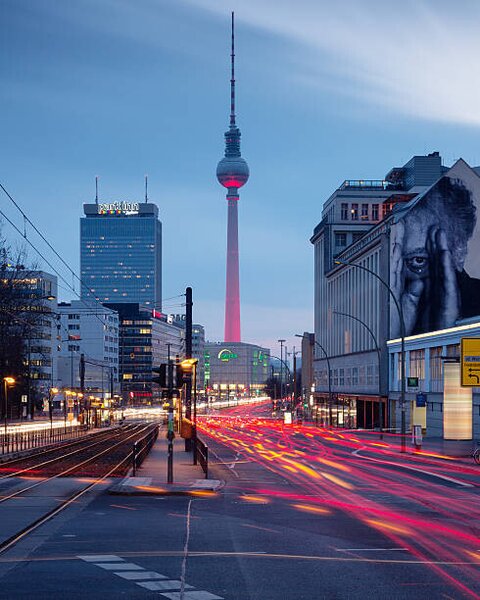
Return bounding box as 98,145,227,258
230,11,235,127
95,176,99,205
145,174,148,203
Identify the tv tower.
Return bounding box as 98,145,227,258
216,12,249,342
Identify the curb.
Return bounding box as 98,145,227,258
108,476,224,496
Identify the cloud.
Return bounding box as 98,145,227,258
187,0,480,126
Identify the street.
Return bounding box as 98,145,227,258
0,403,478,599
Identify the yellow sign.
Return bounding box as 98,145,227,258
461,338,480,386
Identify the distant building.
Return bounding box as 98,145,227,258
80,201,162,307
56,301,119,396
204,342,270,399
106,304,183,404
192,324,206,391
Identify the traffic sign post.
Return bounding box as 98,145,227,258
461,337,480,386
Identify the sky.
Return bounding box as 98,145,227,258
2,0,480,358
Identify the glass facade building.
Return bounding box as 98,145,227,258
81,202,162,307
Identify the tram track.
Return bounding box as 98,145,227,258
0,423,159,557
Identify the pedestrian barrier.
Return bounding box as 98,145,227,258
195,436,209,479
0,423,89,456
132,425,159,476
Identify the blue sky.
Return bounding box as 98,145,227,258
2,0,480,356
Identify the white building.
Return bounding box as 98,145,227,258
56,301,119,395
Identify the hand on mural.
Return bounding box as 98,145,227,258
428,226,459,330
391,222,459,336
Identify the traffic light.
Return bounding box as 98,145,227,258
176,364,185,388
152,364,167,387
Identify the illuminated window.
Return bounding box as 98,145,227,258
351,204,358,220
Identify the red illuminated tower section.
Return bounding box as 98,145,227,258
216,12,249,343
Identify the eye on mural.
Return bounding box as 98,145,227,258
390,160,480,338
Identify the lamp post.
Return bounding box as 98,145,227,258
49,387,58,439
277,340,285,402
295,334,332,427
334,258,406,452
3,377,15,440
333,310,383,435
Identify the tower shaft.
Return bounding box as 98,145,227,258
224,194,241,342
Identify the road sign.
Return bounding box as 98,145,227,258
461,337,480,386
416,393,427,407
21,395,28,404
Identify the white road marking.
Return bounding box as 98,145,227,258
137,580,191,591
96,562,144,570
180,499,193,597
352,448,474,487
78,555,124,562
336,548,409,552
115,571,168,580
161,592,224,600
208,447,240,478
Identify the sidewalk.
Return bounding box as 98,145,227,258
109,427,222,496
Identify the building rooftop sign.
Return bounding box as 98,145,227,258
218,349,238,362
98,201,139,215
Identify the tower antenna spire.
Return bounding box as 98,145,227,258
230,11,236,127
95,175,99,205
145,174,148,203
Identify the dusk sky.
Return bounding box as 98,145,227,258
2,0,480,357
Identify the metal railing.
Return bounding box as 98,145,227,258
195,435,209,479
132,425,159,476
0,424,89,456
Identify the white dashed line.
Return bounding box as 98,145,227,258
161,591,224,600
77,554,224,599
115,571,168,580
78,554,123,562
96,562,144,570
137,580,192,591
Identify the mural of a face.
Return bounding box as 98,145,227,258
390,170,478,338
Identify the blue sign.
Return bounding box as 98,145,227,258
416,393,427,408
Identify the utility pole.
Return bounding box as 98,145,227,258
167,342,174,483
293,347,297,412
278,339,285,403
185,287,193,452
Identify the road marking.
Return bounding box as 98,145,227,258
115,571,168,580
336,548,408,552
208,447,240,478
78,554,123,562
96,562,144,570
352,448,474,487
161,592,224,600
77,554,224,599
137,580,191,591
180,499,193,596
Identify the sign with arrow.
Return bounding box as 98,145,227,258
461,338,480,386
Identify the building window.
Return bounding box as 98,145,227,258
68,324,80,330
351,367,358,386
341,203,348,220
366,365,373,385
351,204,358,220
361,204,369,219
335,232,347,247
430,346,443,380
446,344,459,359
372,204,379,221
410,349,425,379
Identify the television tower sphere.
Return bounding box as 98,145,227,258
216,154,250,190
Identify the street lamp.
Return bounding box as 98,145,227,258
334,258,407,452
3,377,15,438
49,387,58,439
278,340,286,400
295,334,332,427
332,310,383,435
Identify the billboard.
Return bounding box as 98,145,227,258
390,160,480,338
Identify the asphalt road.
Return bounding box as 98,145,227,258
0,404,478,599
